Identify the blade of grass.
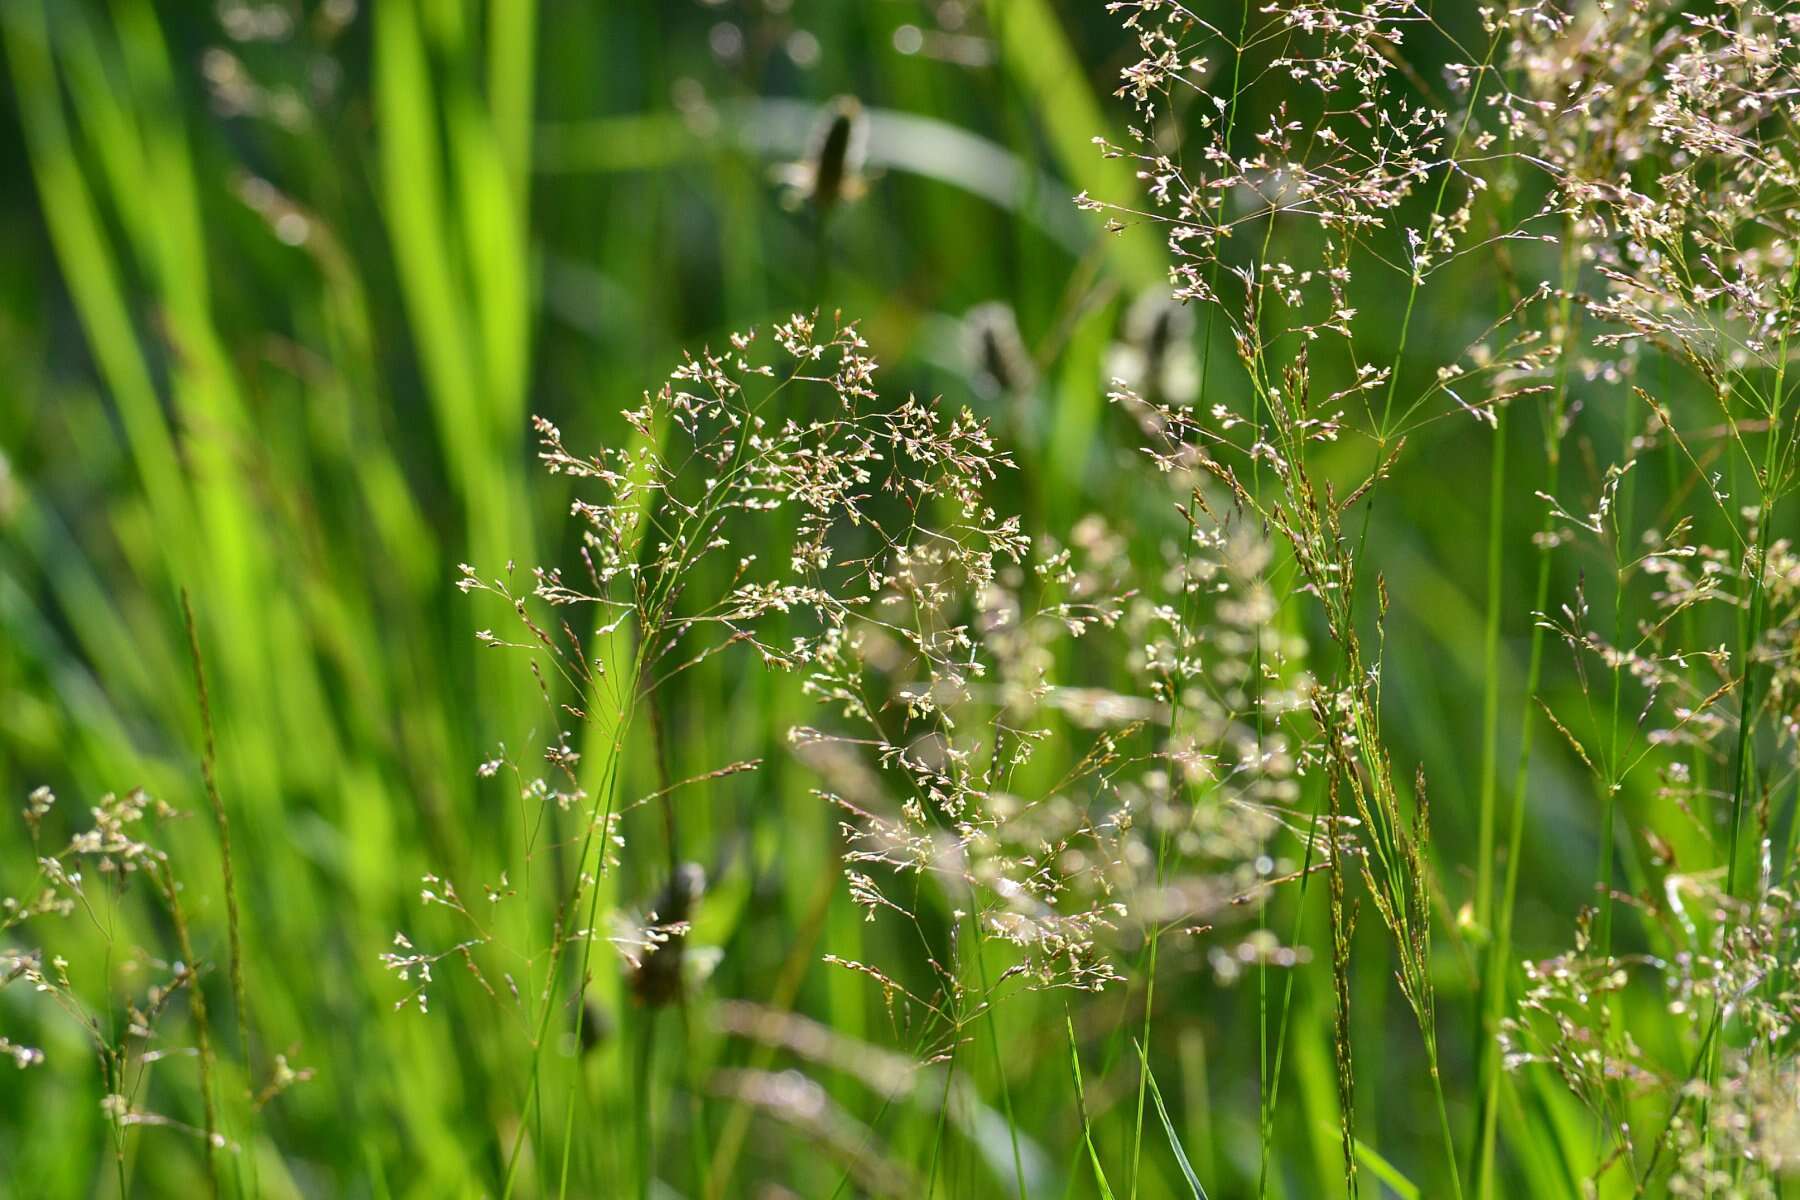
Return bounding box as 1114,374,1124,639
1138,1039,1209,1200
1066,1006,1117,1200
981,0,1165,288
1347,1130,1421,1200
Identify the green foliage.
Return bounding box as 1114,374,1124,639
3,3,1799,1199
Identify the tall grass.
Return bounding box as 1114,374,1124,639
3,2,1800,1198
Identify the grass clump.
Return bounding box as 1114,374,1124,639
5,1,1800,1198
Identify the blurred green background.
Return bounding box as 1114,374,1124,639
0,1,1640,1196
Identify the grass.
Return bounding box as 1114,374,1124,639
3,2,1799,1198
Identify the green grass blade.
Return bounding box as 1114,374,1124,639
1351,1135,1421,1200
1067,1008,1116,1200
1137,1040,1209,1200
981,0,1165,287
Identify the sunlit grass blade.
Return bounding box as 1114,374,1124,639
1067,1008,1116,1200
1137,1040,1209,1200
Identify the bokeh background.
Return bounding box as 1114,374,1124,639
0,1,1636,1196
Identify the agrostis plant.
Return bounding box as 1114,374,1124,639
383,312,1036,1189
2,605,306,1198
1085,0,1800,1197
1496,3,1800,1195
12,0,1800,1197
1,791,309,1194
394,300,1344,1196
386,0,1800,1194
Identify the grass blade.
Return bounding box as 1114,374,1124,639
1137,1039,1208,1200
1066,1008,1116,1200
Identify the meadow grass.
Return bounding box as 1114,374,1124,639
3,2,1800,1198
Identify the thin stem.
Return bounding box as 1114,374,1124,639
553,713,637,1200
159,863,221,1198
181,589,253,1199
1475,404,1509,935
499,655,636,1199
1129,836,1167,1200
1425,1034,1464,1200
1472,209,1579,1200
972,914,1029,1200
1376,33,1502,441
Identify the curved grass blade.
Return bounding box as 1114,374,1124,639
1066,1008,1116,1200
1135,1039,1208,1200
1315,1123,1421,1200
